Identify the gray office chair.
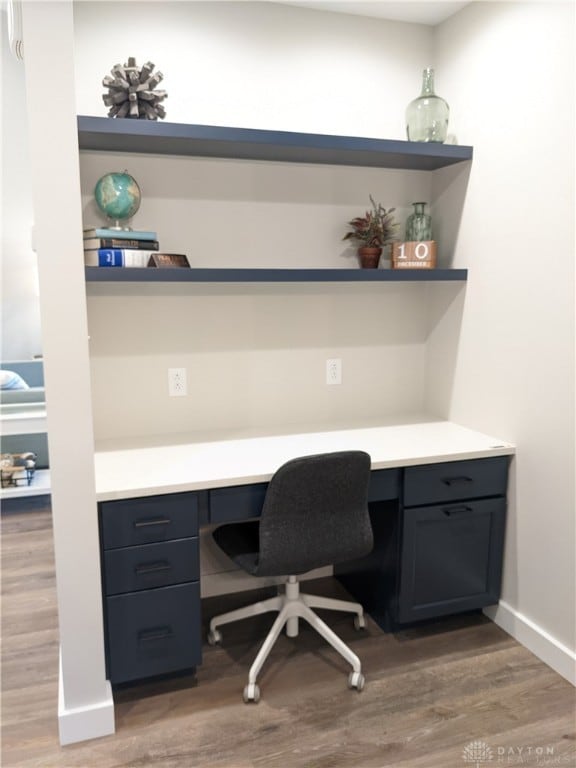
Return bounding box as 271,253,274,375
207,450,373,702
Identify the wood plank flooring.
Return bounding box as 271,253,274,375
2,502,575,768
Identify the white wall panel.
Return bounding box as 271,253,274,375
431,1,575,662
73,1,432,138
74,3,439,440
0,9,41,360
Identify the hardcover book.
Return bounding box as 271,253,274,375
83,237,159,250
83,227,157,241
84,249,153,267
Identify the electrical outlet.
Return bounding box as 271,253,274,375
168,367,187,397
326,358,342,386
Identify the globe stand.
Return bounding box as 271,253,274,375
107,219,134,232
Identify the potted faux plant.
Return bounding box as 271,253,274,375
343,195,399,268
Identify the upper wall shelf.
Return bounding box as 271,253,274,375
85,267,467,283
77,116,473,171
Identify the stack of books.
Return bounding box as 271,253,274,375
83,228,190,268
83,227,159,267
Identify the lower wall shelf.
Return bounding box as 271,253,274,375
85,267,468,283
0,469,51,500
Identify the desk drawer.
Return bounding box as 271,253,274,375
100,493,198,549
106,582,201,684
368,469,400,502
103,537,199,596
210,468,402,523
210,483,268,524
404,457,509,507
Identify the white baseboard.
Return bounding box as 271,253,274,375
58,653,115,746
484,601,576,686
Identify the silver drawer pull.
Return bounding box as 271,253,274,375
443,505,473,516
133,517,171,528
135,561,172,576
442,476,473,487
138,626,174,643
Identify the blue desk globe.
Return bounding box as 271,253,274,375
94,171,141,229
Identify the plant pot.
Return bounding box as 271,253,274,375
358,246,382,269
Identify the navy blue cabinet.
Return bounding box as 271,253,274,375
397,458,508,623
337,456,509,630
99,492,202,684
98,457,509,683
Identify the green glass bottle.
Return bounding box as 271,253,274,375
406,202,432,241
406,68,449,143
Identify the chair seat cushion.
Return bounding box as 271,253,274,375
213,521,260,575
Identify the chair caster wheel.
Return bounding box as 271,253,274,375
353,614,366,630
207,628,222,646
243,683,260,703
348,671,365,691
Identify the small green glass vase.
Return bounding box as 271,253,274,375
406,68,449,143
406,202,432,241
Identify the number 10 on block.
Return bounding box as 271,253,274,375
391,240,437,269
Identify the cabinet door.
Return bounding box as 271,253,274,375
398,498,506,623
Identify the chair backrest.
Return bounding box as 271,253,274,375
256,451,373,577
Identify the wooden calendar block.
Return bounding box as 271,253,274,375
391,240,437,269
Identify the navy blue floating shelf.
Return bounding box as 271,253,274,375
79,118,471,285
85,267,467,283
77,116,473,171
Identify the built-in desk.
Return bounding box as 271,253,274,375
94,419,515,685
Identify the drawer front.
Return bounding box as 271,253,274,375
210,469,401,523
103,537,199,596
105,582,202,684
404,456,509,507
368,469,400,502
100,493,198,549
210,483,268,524
398,497,506,623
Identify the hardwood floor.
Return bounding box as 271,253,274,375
2,501,575,768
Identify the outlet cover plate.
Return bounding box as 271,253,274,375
168,367,187,396
326,358,342,386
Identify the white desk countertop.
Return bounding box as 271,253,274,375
94,418,515,502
